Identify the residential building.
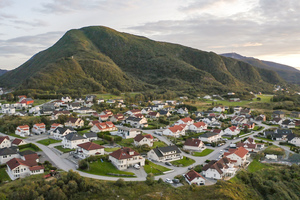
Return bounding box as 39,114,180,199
255,114,266,122
123,116,148,128
212,106,225,113
223,147,249,166
147,112,160,119
281,119,295,128
51,110,70,120
147,146,182,162
126,109,141,116
0,147,19,164
32,123,46,135
64,117,84,128
0,136,11,149
198,132,222,143
61,96,72,103
202,157,237,180
99,114,109,121
11,138,26,146
224,126,240,136
184,170,206,185
88,120,100,127
189,122,207,133
109,147,145,170
50,123,63,132
83,132,98,141
91,121,117,133
134,134,154,147
51,127,77,140
162,124,187,137
175,117,194,125
109,114,125,122
62,133,88,149
19,98,34,105
177,107,189,115
76,142,104,159
117,127,142,139
183,138,205,151
291,111,300,118
236,137,265,152
272,110,285,118
287,134,300,146
15,125,30,137
159,110,171,117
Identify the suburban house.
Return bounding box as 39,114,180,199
15,125,30,137
126,109,142,116
147,145,182,162
141,108,151,115
291,111,300,118
73,107,95,114
272,111,285,118
231,116,248,125
199,132,222,143
287,134,300,146
62,133,88,149
281,119,295,128
236,137,265,152
50,123,63,132
91,121,117,133
223,147,249,166
202,157,237,180
0,136,11,149
264,129,293,141
51,127,77,140
175,117,194,126
100,110,113,117
76,142,104,159
224,126,240,136
20,98,34,105
255,114,266,122
32,123,46,135
109,114,125,122
61,96,72,102
117,127,142,139
189,122,207,133
88,120,100,127
123,117,148,128
83,132,98,141
99,114,109,121
159,110,171,117
51,110,71,120
184,170,206,185
162,124,187,137
109,147,145,170
147,112,160,119
67,102,81,110
212,106,225,113
11,138,26,146
269,117,283,125
242,122,255,130
240,108,251,115
133,134,154,147
6,156,44,180
64,117,84,128
183,138,205,152
0,147,19,164
177,107,189,115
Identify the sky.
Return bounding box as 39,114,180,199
0,0,300,70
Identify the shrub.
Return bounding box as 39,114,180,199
79,160,88,170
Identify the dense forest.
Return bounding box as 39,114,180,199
0,165,299,200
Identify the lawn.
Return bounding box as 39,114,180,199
79,160,135,177
77,129,90,135
37,138,61,146
254,136,274,142
32,99,50,106
19,143,41,152
253,126,264,131
8,133,26,139
117,138,134,147
54,145,74,153
104,147,120,152
0,168,11,182
170,156,195,167
193,149,214,157
247,159,272,173
264,145,285,155
93,140,107,145
144,160,171,175
152,141,167,148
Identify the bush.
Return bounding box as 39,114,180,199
79,160,88,170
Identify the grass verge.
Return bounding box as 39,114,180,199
193,149,214,157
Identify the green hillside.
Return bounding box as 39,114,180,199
0,26,285,94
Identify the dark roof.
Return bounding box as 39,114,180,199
125,117,142,122
0,147,18,156
276,129,292,135
184,138,202,147
202,157,231,174
273,110,285,114
159,110,169,115
19,150,36,156
65,133,86,141
154,145,181,156
199,132,219,138
0,136,10,144
185,170,205,182
77,142,104,150
109,147,140,160
84,132,97,138
12,138,24,145
54,127,76,134
282,119,293,125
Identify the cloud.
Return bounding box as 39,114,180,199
180,0,238,13
0,0,12,9
11,19,48,27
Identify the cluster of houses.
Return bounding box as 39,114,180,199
0,136,43,180
1,95,34,115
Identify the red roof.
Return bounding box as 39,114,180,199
18,125,29,130
229,126,238,131
223,147,248,158
34,123,45,128
130,109,141,113
77,142,104,151
134,134,153,142
6,158,42,171
185,169,205,182
51,123,62,127
212,129,222,134
134,113,144,118
109,147,140,160
95,121,115,131
90,120,100,125
180,117,193,123
12,138,24,145
99,114,109,118
193,122,206,128
29,165,44,171
23,153,39,161
184,138,203,147
236,142,257,149
0,136,10,144
168,124,186,133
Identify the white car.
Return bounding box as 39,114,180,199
133,164,140,169
165,178,173,184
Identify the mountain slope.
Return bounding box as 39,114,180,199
0,26,285,93
0,69,8,76
221,53,300,84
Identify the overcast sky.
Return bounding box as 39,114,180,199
1,0,299,70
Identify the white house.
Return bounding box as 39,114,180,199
0,136,11,149
64,117,84,128
29,106,40,114
49,123,64,133
0,147,19,164
134,134,154,147
76,142,104,159
224,126,240,136
51,127,77,140
32,123,46,135
287,134,300,147
212,106,225,113
162,124,187,137
1,108,15,115
189,122,207,133
184,170,206,185
183,138,206,151
117,127,141,139
62,133,88,149
223,147,249,166
61,96,72,102
11,138,26,146
199,132,222,143
177,107,189,115
83,132,98,141
202,157,237,180
109,147,145,170
15,125,30,137
175,117,194,126
147,145,182,162
123,117,148,128
91,121,117,133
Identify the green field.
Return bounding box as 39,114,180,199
0,168,11,182
104,147,120,152
19,143,41,152
247,159,272,173
37,138,61,146
8,133,26,139
254,136,274,142
170,156,195,167
79,160,135,177
93,140,107,145
32,99,50,106
193,149,214,157
117,138,134,147
152,141,168,148
264,145,285,155
54,145,74,153
144,160,171,175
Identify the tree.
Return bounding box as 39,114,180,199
145,173,155,185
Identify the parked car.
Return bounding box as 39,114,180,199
165,178,173,184
173,179,180,184
165,162,172,166
133,164,140,169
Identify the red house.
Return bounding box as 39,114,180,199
20,98,34,105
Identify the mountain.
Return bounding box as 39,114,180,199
221,53,300,85
0,69,8,76
0,26,285,94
